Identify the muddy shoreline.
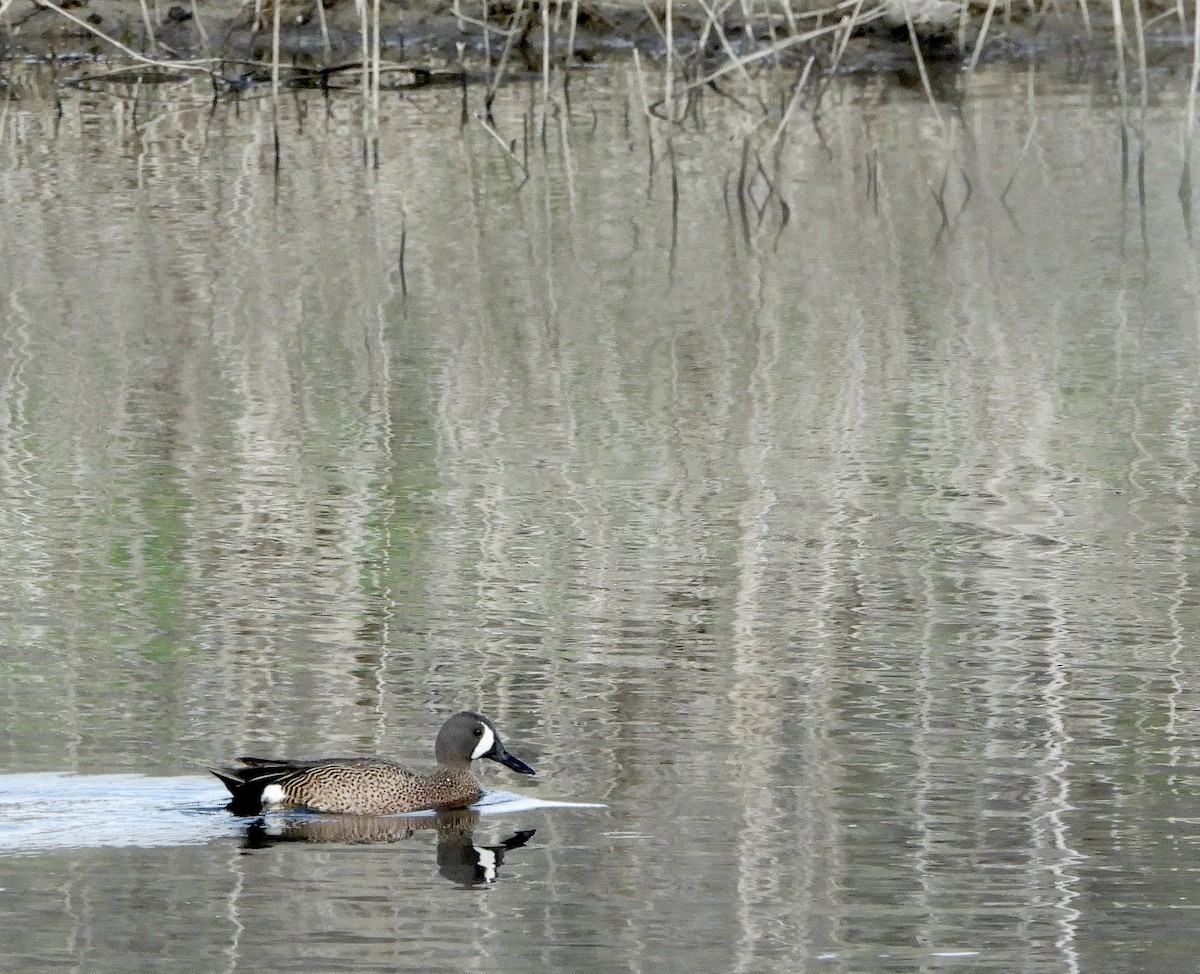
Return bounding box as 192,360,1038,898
0,0,1190,84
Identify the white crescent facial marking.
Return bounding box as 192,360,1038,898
261,784,286,805
471,725,495,760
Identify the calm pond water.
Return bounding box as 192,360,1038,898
3,58,1200,972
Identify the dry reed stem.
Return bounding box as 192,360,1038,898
453,5,515,35
967,0,999,71
780,0,797,34
1111,0,1127,107
672,8,882,97
136,0,156,52
189,0,209,52
271,0,281,96
798,0,872,21
664,0,673,117
632,47,653,120
902,0,945,130
315,0,332,58
476,112,530,178
766,1,780,49
695,0,758,92
565,0,579,66
1131,0,1148,111
484,0,526,114
692,0,726,55
631,49,657,166
481,0,492,101
1188,0,1200,137
356,0,369,104
539,0,550,139
556,105,578,215
271,0,281,167
740,0,758,43
0,62,10,144
349,0,381,163
639,0,668,45
1138,6,1171,26
765,54,812,152
451,6,510,32
372,0,382,122
828,0,865,72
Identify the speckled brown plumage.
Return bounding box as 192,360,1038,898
209,712,536,816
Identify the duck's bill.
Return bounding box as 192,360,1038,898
492,748,536,776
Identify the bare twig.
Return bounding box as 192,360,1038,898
902,0,945,131
271,0,281,169
665,0,674,117
137,0,157,52
314,0,332,59
765,55,813,152
671,10,883,99
829,0,866,72
485,0,527,118
1187,0,1200,136
476,113,531,179
565,0,579,67
968,0,999,71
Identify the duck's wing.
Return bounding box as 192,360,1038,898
208,760,312,815
209,757,409,815
236,756,383,768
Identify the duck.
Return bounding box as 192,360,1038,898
209,711,535,815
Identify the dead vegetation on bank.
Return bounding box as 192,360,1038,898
1,0,1197,178
3,0,1198,300
0,0,1194,82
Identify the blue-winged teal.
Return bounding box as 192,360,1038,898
210,711,535,815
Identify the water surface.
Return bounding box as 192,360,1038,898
2,62,1200,972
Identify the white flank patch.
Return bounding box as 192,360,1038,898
261,784,286,805
471,725,495,760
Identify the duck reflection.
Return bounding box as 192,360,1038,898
241,808,536,885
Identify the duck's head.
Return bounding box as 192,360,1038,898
437,711,536,776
